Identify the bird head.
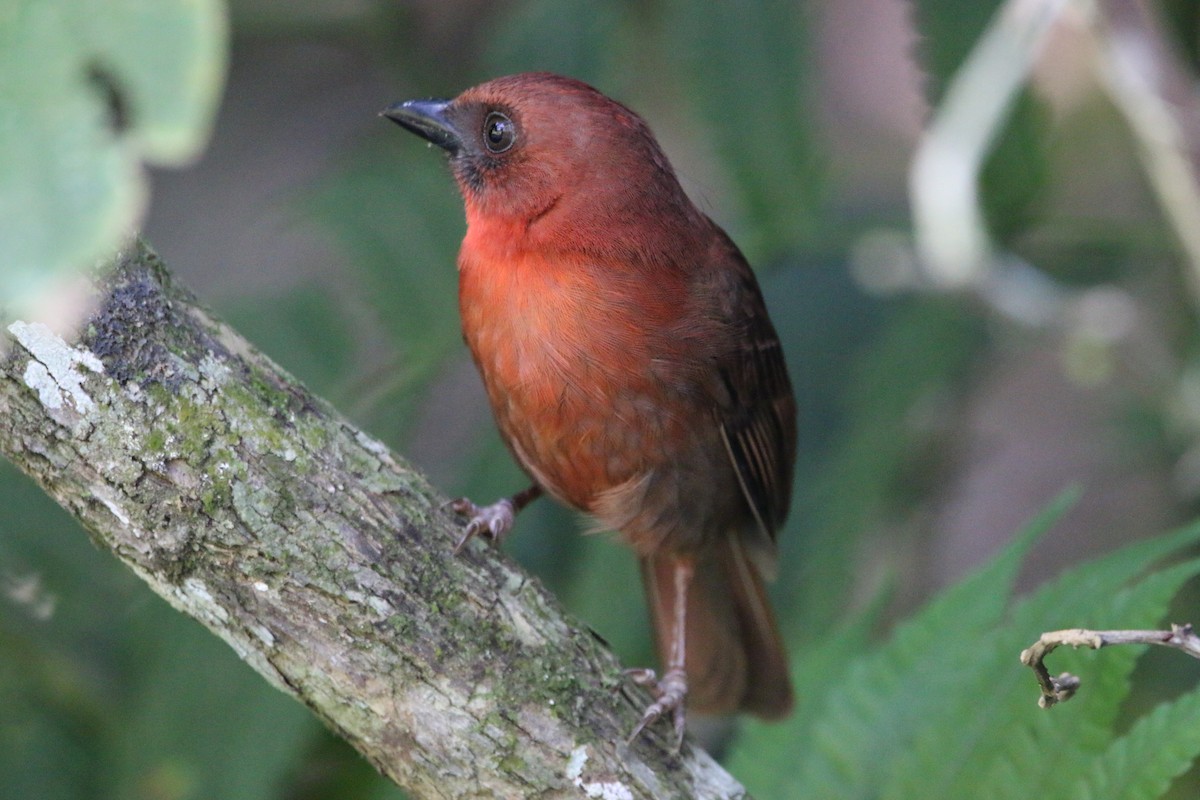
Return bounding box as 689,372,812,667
383,72,691,237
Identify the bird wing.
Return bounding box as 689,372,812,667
707,230,797,557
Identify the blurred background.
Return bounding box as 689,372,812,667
4,0,1200,797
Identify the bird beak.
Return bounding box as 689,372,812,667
381,99,461,153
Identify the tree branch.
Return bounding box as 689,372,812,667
0,240,749,799
1020,624,1200,708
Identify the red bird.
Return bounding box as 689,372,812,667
383,72,796,743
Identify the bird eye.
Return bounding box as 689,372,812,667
483,111,516,153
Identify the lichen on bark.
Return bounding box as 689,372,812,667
0,239,749,800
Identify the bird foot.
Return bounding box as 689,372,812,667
625,667,688,749
447,497,516,553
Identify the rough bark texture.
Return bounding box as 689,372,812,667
0,240,748,800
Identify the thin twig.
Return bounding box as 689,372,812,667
1020,623,1200,708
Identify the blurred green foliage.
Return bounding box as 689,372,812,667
734,495,1200,798
5,0,1200,798
0,460,322,800
0,0,226,321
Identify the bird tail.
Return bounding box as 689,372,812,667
640,537,793,719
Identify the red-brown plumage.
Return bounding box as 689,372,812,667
384,72,797,738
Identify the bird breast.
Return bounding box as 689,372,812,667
457,236,713,522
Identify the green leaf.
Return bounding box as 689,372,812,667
0,0,227,318
739,498,1200,800
890,536,1200,800
1071,682,1200,800
727,579,890,795
748,490,1072,799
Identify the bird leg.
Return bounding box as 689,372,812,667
627,558,693,749
448,485,542,553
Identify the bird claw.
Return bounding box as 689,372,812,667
625,667,688,749
447,497,516,553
